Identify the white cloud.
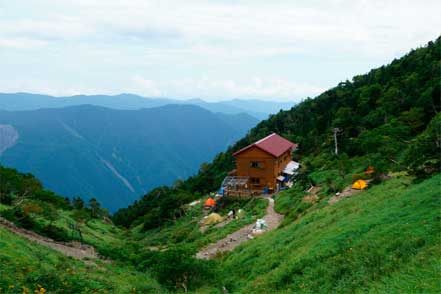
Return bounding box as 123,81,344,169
1,0,440,99
129,76,325,101
0,37,48,49
4,0,440,57
131,76,162,97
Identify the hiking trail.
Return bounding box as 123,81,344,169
0,216,100,266
196,196,283,259
328,179,373,205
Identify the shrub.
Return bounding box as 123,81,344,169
402,113,441,179
0,192,16,205
71,209,92,223
39,224,72,242
31,190,70,210
142,209,162,230
97,245,131,261
142,248,217,293
351,173,368,181
0,207,35,229
22,202,43,215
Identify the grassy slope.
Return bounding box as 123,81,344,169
53,210,126,250
213,174,441,294
11,203,128,256
0,227,164,294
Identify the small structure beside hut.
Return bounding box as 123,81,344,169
220,133,299,196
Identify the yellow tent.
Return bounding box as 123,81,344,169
203,213,224,225
352,179,367,190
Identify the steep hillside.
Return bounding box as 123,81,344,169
0,104,257,211
180,37,441,194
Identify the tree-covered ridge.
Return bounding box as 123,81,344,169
113,36,440,228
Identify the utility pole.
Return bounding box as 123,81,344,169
333,128,341,156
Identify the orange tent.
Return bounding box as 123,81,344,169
364,166,375,175
204,197,216,207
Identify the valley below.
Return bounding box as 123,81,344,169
0,104,258,211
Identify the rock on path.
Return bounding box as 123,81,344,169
196,197,283,259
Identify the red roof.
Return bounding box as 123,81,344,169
232,133,298,158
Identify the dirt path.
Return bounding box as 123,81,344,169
302,186,321,203
328,187,362,204
328,180,372,205
196,197,283,259
0,217,99,265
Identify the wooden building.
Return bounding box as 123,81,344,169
223,133,298,196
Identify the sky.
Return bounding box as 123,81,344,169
0,0,440,102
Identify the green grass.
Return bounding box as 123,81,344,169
53,210,126,249
0,227,164,294
211,174,441,294
273,186,313,226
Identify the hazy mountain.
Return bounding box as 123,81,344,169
0,93,294,120
0,104,257,211
221,99,295,117
0,93,178,111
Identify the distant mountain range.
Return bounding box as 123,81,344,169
0,104,258,211
0,93,295,120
